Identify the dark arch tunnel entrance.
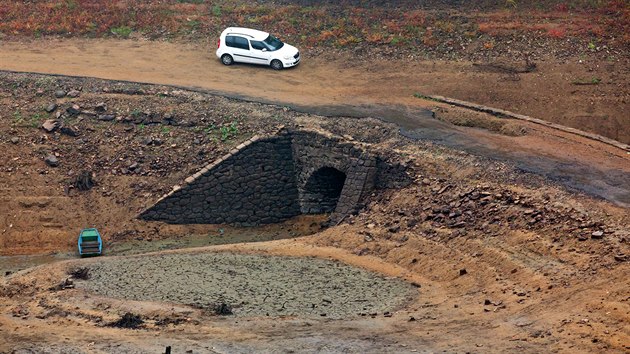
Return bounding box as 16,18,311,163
301,167,347,214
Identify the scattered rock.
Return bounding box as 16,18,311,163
10,137,19,144
60,126,79,137
388,225,400,233
80,110,97,117
163,113,176,125
459,268,467,276
484,299,503,306
44,155,59,167
49,278,74,291
591,231,604,239
98,114,116,121
95,102,107,112
54,90,66,98
73,171,95,191
66,104,81,115
45,103,57,113
41,119,60,132
67,89,81,98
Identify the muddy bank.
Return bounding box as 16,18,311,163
77,252,417,319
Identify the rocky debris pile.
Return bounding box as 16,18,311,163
0,72,293,208
108,312,144,329
72,171,96,191
354,177,623,249
49,278,75,291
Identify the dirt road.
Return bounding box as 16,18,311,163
1,38,628,143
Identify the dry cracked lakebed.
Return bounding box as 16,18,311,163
77,252,417,318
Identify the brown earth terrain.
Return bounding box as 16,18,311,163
0,68,628,352
1,2,629,352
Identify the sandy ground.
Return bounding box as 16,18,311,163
0,38,628,143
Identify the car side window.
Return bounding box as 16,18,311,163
233,36,250,50
225,35,236,47
250,40,266,50
225,35,249,50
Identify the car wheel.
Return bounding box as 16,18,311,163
221,54,234,66
270,59,283,70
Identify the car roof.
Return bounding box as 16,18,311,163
223,27,269,41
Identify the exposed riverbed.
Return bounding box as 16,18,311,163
77,252,417,319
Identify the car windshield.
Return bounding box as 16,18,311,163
263,34,284,51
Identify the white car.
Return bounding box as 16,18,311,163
216,27,300,70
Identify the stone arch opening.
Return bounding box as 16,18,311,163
301,167,347,214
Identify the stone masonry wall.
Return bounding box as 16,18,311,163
291,130,377,218
139,132,300,226
140,129,379,226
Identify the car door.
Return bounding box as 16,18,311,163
249,40,271,65
225,35,253,64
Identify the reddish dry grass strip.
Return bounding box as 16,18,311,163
0,1,627,48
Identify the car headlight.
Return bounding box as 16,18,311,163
283,54,293,60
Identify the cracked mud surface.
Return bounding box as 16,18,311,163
78,252,417,319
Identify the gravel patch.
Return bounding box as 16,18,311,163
77,252,417,318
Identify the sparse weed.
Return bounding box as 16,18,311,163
35,76,56,88
12,110,23,125
12,110,43,128
185,19,201,33
111,26,132,38
572,77,601,85
219,121,239,141
212,5,222,17
413,93,440,102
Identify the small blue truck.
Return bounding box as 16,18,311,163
78,228,102,257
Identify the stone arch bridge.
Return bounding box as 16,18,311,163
139,128,390,226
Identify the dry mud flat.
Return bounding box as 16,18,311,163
78,252,417,318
